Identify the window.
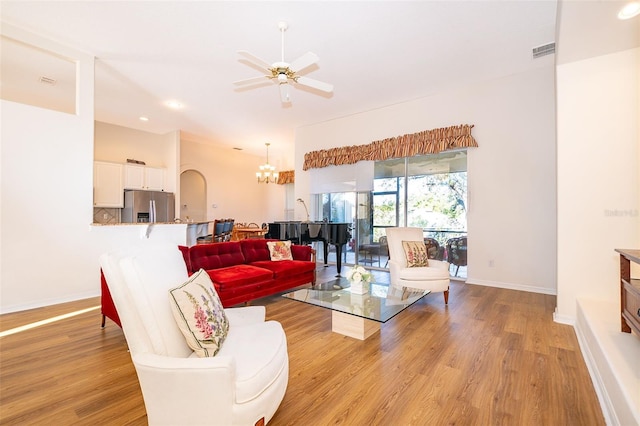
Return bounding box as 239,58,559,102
314,151,467,275
372,177,402,242
321,192,355,223
373,151,468,275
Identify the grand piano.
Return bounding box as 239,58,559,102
266,221,351,274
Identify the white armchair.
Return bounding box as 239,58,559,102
100,243,288,426
385,227,450,304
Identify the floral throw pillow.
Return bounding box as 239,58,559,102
267,240,293,261
402,240,429,267
168,269,229,357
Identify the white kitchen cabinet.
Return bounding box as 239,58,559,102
94,161,124,207
124,164,165,191
124,164,145,190
144,166,165,191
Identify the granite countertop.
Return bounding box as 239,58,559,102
92,220,212,226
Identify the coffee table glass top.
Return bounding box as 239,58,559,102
282,277,429,323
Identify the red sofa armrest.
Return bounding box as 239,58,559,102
291,244,315,262
178,245,192,273
101,269,121,328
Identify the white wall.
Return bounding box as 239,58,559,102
296,65,557,294
0,27,189,314
556,48,640,321
0,23,99,313
0,98,190,314
180,138,286,225
1,98,99,312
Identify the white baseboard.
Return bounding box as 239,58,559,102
575,298,640,426
0,290,100,315
553,308,575,326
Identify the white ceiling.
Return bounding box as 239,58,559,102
1,1,637,165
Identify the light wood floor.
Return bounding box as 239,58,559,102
0,267,604,425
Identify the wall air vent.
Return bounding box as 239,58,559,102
39,76,57,86
532,42,555,59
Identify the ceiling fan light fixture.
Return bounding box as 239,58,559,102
234,21,333,103
280,83,291,103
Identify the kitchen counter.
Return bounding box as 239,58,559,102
91,220,212,226
90,221,212,247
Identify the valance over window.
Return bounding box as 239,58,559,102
303,124,477,171
276,170,294,185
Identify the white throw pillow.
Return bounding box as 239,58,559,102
168,269,229,357
267,240,293,261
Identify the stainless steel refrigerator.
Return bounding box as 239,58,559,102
122,190,175,223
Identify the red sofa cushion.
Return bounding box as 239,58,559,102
189,241,245,271
205,264,274,290
250,260,316,280
240,238,277,263
241,238,314,262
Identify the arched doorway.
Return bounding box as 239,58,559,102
180,169,206,221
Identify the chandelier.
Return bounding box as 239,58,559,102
256,142,279,184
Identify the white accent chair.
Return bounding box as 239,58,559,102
385,227,451,304
99,243,288,425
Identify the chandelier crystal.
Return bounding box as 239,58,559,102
256,142,279,184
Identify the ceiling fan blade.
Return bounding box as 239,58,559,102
295,76,333,93
290,52,319,73
233,75,272,86
279,83,291,103
237,50,273,71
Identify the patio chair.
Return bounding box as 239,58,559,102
446,236,467,277
424,237,445,261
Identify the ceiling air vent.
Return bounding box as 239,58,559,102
39,76,57,86
532,42,555,59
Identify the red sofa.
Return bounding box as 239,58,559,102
101,239,316,328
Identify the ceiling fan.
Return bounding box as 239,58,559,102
234,21,333,103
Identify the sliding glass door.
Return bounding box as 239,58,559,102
313,151,467,276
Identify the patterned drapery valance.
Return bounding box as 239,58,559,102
302,124,477,170
277,170,294,185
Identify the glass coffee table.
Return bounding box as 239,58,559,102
282,277,429,340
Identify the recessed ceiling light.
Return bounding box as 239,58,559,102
139,116,149,122
618,1,640,19
165,100,184,110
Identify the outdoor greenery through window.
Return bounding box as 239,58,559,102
372,151,467,245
